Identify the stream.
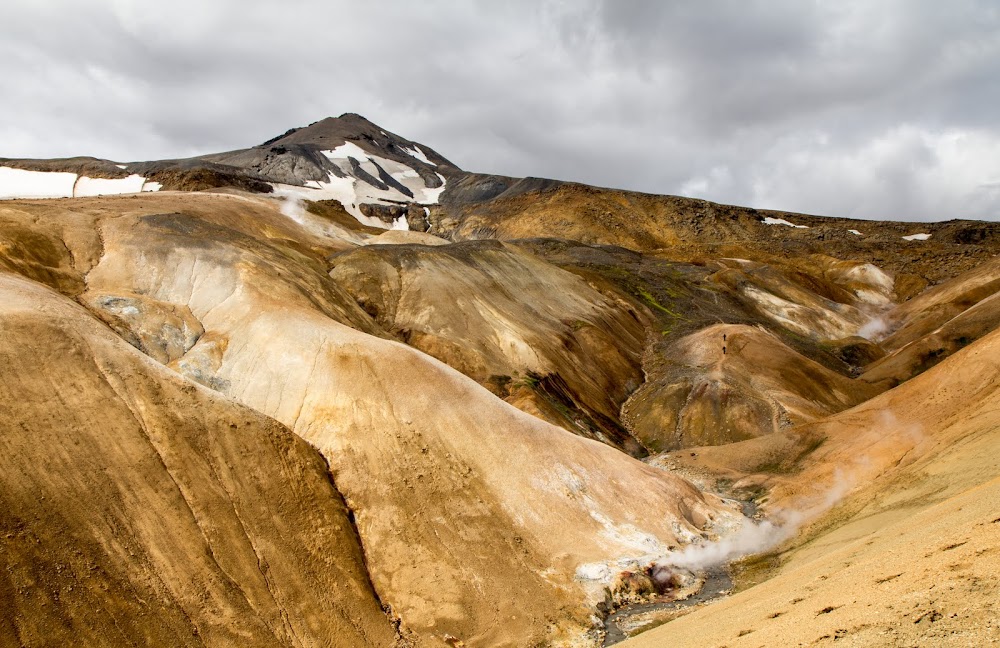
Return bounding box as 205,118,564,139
602,565,734,646
601,491,758,646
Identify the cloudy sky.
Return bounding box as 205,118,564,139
2,0,999,221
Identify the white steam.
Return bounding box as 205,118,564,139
657,470,858,573
657,407,924,575
274,188,307,224
857,315,889,340
662,517,791,571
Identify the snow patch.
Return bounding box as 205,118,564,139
321,143,445,205
902,232,931,241
848,229,863,236
762,216,809,229
326,141,370,160
420,173,447,204
115,164,127,170
0,167,160,199
75,174,148,197
271,142,446,229
0,167,76,199
403,144,435,166
271,181,386,229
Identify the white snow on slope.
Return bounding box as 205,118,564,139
848,229,863,236
0,167,77,198
271,176,388,229
762,216,809,229
271,141,449,230
403,144,435,166
421,173,447,204
0,167,162,199
902,232,931,241
322,142,445,204
75,174,147,196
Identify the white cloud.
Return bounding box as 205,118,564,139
744,126,1000,221
0,0,998,221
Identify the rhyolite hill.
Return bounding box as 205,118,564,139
1,114,999,647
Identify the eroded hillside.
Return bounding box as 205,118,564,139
2,116,1000,648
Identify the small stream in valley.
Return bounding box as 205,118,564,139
602,565,733,646
601,489,760,646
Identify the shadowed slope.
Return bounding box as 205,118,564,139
0,272,398,648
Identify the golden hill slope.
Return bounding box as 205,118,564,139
0,193,735,647
624,324,1000,646
622,324,881,452
2,182,998,647
0,272,398,647
329,239,648,453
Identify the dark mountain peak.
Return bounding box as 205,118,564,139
260,114,459,171
336,112,374,123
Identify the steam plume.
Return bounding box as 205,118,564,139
274,188,307,224
657,470,858,574
858,315,888,340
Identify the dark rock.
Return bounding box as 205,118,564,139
407,203,430,232
359,202,407,224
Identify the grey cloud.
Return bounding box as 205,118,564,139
1,0,999,221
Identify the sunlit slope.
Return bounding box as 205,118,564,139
628,322,1000,645
624,477,1000,647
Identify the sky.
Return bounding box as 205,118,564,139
2,0,999,221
